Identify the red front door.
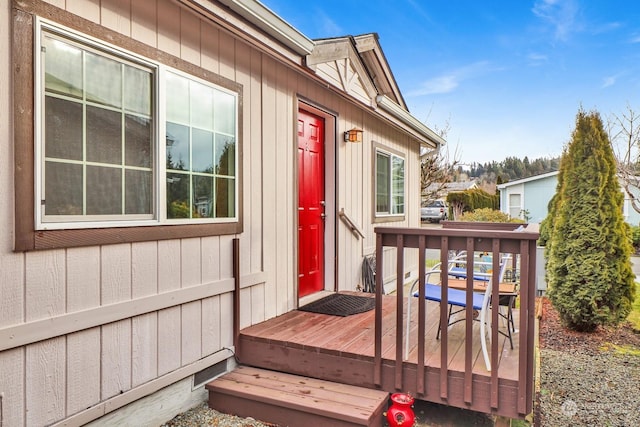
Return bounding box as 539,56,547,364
298,109,325,297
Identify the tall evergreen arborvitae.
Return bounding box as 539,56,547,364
546,110,636,331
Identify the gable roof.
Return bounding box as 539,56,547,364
213,0,444,148
353,34,407,109
306,34,443,147
306,36,379,102
496,171,559,189
425,181,478,194
306,33,406,109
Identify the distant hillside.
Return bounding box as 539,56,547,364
456,156,561,185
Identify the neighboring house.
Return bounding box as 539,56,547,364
497,171,559,223
0,0,443,425
423,180,477,203
498,171,640,224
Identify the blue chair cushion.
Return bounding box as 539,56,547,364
416,284,485,310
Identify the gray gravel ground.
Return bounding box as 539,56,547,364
160,403,274,427
160,399,495,427
538,348,640,427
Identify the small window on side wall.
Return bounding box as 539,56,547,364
375,147,405,217
508,193,522,219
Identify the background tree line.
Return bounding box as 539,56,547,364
456,155,561,185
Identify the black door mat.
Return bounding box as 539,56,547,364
298,293,375,316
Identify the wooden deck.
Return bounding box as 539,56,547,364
238,292,525,419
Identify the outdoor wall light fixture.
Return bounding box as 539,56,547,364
344,128,363,143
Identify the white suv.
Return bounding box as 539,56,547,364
421,200,448,222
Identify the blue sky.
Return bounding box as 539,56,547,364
263,0,640,165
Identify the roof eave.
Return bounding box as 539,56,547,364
217,0,315,55
376,95,445,148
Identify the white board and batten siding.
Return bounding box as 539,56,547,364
316,58,422,291
0,0,424,425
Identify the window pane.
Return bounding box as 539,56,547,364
166,122,190,171
376,152,390,213
166,72,189,124
167,173,191,218
125,169,152,214
164,73,238,222
191,81,214,130
44,37,83,98
125,115,152,168
86,105,122,165
45,161,83,215
40,29,158,226
392,156,405,214
85,51,122,108
86,165,122,214
45,97,82,161
216,177,235,218
124,65,151,115
193,175,213,218
214,90,235,134
215,135,235,175
192,129,214,173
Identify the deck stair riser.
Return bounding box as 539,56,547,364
206,366,388,427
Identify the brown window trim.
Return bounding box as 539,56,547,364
13,1,243,251
373,215,405,224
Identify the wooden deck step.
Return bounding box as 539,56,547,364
206,366,389,427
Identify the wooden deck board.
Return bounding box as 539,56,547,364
214,367,383,410
320,312,378,354
303,311,372,349
356,302,401,357
248,311,325,341
207,366,387,426
307,295,381,351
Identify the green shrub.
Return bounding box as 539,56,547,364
630,224,640,253
545,110,635,331
628,282,640,332
457,208,523,223
447,189,499,219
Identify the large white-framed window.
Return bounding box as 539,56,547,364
375,147,405,216
35,20,238,230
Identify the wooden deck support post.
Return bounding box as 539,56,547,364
416,235,426,395
374,233,383,387
394,234,404,390
233,237,240,358
439,237,449,399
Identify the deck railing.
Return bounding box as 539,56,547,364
373,224,539,417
